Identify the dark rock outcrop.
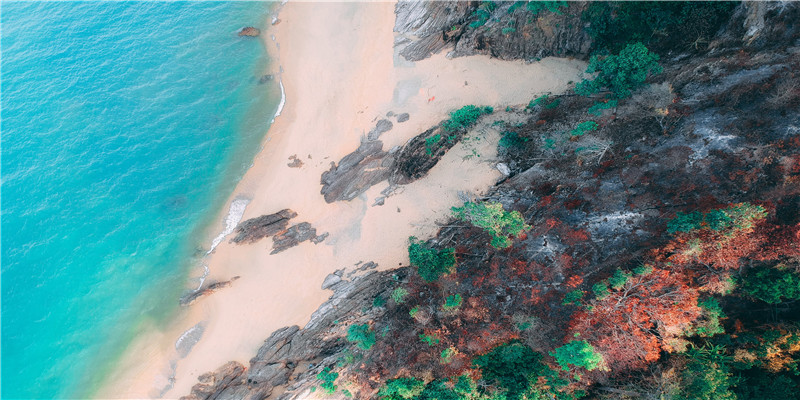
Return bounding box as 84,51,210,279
396,113,410,123
319,140,394,203
271,222,319,254
389,123,460,185
712,1,800,51
232,209,297,244
287,154,303,168
182,268,408,400
320,116,482,202
180,277,241,307
394,1,592,62
367,119,393,141
238,27,261,37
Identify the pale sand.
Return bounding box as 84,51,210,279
98,2,585,398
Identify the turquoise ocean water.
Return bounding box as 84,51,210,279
2,2,277,398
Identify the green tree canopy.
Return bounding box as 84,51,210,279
574,42,662,99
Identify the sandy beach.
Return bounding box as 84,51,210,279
99,2,585,398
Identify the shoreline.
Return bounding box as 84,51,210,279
98,2,586,398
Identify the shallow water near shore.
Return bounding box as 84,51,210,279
1,2,277,398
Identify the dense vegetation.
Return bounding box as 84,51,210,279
302,3,800,400
582,1,738,53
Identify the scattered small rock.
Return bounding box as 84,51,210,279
373,197,386,206
386,111,395,117
347,261,378,278
396,113,410,123
238,27,261,37
496,163,511,176
287,155,304,168
321,273,342,290
367,119,394,141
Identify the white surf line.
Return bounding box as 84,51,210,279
207,197,250,255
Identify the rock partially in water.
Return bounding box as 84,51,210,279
180,276,240,307
238,27,261,37
232,209,297,244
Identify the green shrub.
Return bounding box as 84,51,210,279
574,42,662,99
740,265,800,304
391,287,409,304
545,98,561,109
667,203,767,235
526,1,567,16
527,94,550,109
688,298,726,337
608,269,631,290
569,121,599,136
678,345,736,400
592,282,610,300
452,201,529,249
453,375,477,397
562,289,584,305
347,324,376,350
409,306,420,318
424,134,442,156
633,264,654,276
317,367,338,394
668,211,704,234
502,27,516,35
474,342,542,399
587,100,617,116
550,340,604,372
440,347,456,364
474,342,578,400
408,237,457,283
469,1,497,29
583,2,738,53
419,333,440,346
373,295,386,308
379,377,426,400
443,105,493,132
499,131,529,149
443,294,463,311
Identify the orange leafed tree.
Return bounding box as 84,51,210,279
569,267,701,372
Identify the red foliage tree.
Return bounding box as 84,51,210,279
569,267,700,372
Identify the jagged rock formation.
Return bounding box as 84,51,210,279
180,277,240,307
320,117,476,201
181,267,408,400
319,140,394,203
232,209,297,244
232,209,327,253
271,222,324,255
394,1,591,62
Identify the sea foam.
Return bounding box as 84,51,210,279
208,197,250,254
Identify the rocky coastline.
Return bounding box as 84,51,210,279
183,2,800,399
